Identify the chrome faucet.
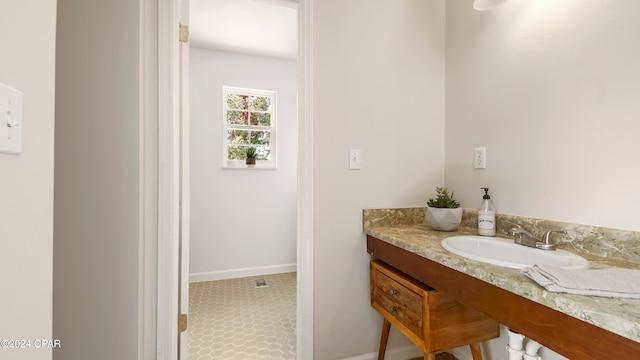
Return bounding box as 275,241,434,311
506,222,540,247
503,220,566,251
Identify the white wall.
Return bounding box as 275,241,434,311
446,0,640,232
189,49,298,280
53,1,141,359
313,1,445,358
445,1,640,359
0,2,56,359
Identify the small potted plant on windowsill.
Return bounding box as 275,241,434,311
426,186,463,231
245,147,257,168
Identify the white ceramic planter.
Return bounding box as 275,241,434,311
425,207,463,231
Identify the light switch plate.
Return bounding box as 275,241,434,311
349,149,361,170
0,83,23,154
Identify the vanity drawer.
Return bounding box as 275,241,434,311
373,271,424,336
370,260,500,353
371,260,432,342
374,271,423,314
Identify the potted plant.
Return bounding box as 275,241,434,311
425,186,463,231
245,147,257,167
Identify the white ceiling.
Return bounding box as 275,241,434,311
189,0,298,60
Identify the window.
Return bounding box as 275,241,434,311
222,86,277,168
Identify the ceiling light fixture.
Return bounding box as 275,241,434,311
473,0,507,11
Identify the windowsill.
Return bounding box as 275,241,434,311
223,162,277,170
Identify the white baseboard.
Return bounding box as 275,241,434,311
340,346,423,360
189,263,297,283
340,346,474,360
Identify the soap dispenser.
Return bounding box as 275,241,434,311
478,188,496,236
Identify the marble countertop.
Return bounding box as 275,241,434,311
366,224,640,343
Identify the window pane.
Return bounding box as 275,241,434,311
250,96,271,111
250,130,270,145
227,111,248,125
228,146,247,160
227,129,249,144
227,94,248,110
250,112,271,126
256,145,271,160
223,88,276,167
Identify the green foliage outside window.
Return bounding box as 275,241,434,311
224,88,275,164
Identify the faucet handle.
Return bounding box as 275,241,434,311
501,219,523,235
536,230,567,250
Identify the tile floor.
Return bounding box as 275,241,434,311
188,272,297,360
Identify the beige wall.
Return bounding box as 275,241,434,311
313,0,445,358
0,1,56,360
53,1,141,359
446,0,640,232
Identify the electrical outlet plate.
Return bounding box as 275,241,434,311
474,147,486,169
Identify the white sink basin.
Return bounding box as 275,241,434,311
441,235,589,270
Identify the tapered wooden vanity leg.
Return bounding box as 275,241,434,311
377,319,391,360
469,343,483,360
424,352,436,360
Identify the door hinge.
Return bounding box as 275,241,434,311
178,314,188,333
179,23,189,43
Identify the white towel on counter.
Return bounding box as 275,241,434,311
522,265,640,299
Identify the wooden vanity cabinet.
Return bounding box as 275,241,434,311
370,260,499,360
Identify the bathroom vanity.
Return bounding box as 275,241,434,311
364,208,640,360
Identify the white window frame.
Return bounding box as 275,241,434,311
222,86,277,169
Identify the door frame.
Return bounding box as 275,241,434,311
140,0,161,358
148,0,315,359
154,0,182,358
295,1,314,359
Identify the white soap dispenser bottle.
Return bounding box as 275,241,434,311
478,187,496,236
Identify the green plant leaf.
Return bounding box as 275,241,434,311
427,186,461,208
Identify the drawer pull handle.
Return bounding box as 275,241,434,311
389,289,397,296
389,306,397,313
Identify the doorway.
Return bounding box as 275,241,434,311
187,0,300,358
154,1,313,359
